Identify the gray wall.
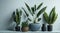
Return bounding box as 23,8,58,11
0,0,60,31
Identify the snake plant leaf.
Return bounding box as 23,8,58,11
12,11,15,16
43,12,49,23
37,7,47,17
25,3,31,11
49,7,55,19
38,18,41,21
34,5,36,11
28,18,31,21
49,7,55,24
12,11,16,22
20,9,22,16
31,7,35,14
53,14,58,22
31,5,36,14
22,7,29,17
16,9,20,25
19,10,22,24
51,7,56,24
52,7,58,24
37,3,43,10
25,3,33,15
16,14,20,25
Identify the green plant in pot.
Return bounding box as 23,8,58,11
21,20,29,32
13,9,22,31
43,7,58,31
22,2,47,31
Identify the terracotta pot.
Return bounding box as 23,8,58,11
22,27,29,32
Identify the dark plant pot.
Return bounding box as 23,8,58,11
29,23,40,31
47,24,52,31
41,24,46,31
21,27,29,32
15,26,20,31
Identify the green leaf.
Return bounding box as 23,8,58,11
16,9,20,25
22,22,28,27
37,3,43,10
53,14,58,22
51,7,58,24
49,7,55,24
22,7,29,17
28,18,31,21
43,12,49,23
25,3,32,15
31,7,35,14
34,5,36,11
20,10,22,16
25,3,31,11
37,7,47,17
31,5,36,14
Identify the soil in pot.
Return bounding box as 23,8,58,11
47,24,52,31
41,24,46,31
15,26,20,31
21,27,29,32
29,23,40,31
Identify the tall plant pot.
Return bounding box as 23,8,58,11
47,24,52,31
15,25,20,31
29,23,40,31
21,27,29,32
41,24,46,31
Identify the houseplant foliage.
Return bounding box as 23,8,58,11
22,2,47,31
13,9,22,31
43,7,58,31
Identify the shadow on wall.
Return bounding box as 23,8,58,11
6,13,16,31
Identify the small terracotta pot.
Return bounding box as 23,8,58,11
22,27,29,32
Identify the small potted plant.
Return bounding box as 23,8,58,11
22,2,47,31
21,21,29,32
13,9,22,31
43,7,58,31
41,23,46,31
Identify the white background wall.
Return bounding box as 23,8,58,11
0,0,60,31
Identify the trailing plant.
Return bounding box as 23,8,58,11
22,2,47,23
13,9,22,25
43,7,58,24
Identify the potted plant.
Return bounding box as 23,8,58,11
22,2,47,31
43,7,58,31
41,24,46,31
13,9,22,31
21,20,29,32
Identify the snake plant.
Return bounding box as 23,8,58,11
22,2,47,23
43,7,58,24
13,9,22,25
